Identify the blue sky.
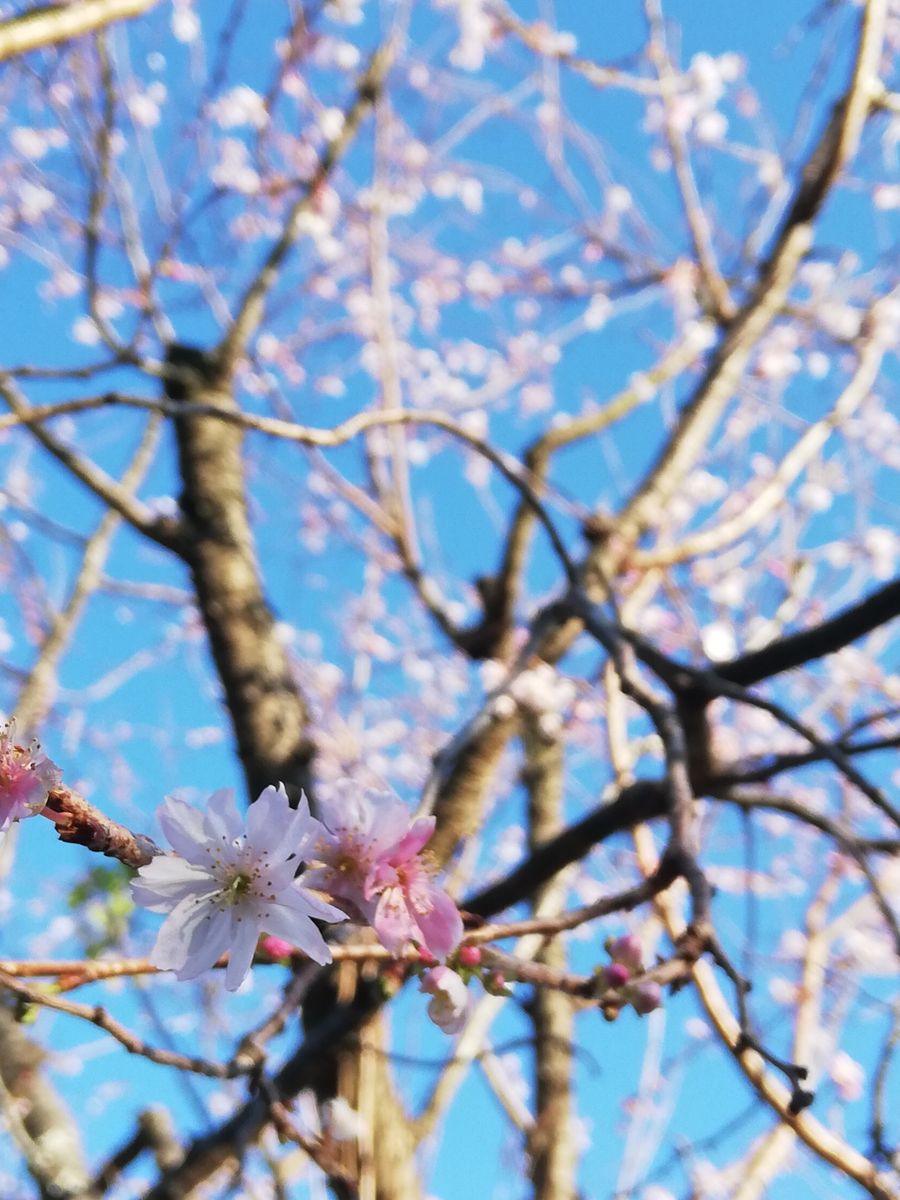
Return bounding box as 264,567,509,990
1,0,898,1197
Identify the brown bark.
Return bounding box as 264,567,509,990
0,1004,93,1199
522,715,578,1200
165,344,314,802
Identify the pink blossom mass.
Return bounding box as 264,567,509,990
307,781,463,958
0,721,61,833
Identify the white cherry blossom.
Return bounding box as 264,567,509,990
132,785,346,990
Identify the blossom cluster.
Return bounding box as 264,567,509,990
131,782,464,996
597,934,662,1017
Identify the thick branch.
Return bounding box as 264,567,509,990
165,344,314,802
716,576,900,688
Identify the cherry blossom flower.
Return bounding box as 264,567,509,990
307,781,463,958
0,721,61,833
420,965,469,1034
132,786,346,990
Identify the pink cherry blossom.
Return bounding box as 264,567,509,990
132,785,346,990
420,965,469,1034
307,781,463,958
0,720,61,833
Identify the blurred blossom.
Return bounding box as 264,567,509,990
212,86,268,130
830,1051,865,1102
306,781,462,957
0,721,61,833
420,965,469,1033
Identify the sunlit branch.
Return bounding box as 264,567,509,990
633,311,891,567
83,34,126,355
645,0,735,321
0,0,159,61
0,972,241,1080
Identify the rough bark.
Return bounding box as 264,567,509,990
165,344,314,802
522,715,578,1200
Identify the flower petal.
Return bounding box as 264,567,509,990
157,796,211,864
414,885,463,958
131,856,218,912
224,910,260,990
150,895,230,979
246,783,292,856
203,788,243,846
264,903,333,966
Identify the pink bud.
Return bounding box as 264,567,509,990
260,936,294,960
631,980,662,1015
602,962,631,989
458,945,482,967
605,934,643,971
489,971,505,990
418,946,437,966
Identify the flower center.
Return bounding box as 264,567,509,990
224,872,253,904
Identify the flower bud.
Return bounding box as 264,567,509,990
601,962,631,989
605,933,643,971
458,945,482,967
630,980,663,1015
259,935,295,961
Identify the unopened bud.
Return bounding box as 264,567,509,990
458,945,482,967
631,980,662,1015
259,936,294,960
605,933,643,971
601,962,631,989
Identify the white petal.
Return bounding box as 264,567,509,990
158,796,209,863
224,910,261,990
131,857,217,912
285,792,323,860
246,783,292,855
264,904,333,965
203,788,243,845
284,882,348,925
150,894,230,978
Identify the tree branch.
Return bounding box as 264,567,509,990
0,0,159,61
